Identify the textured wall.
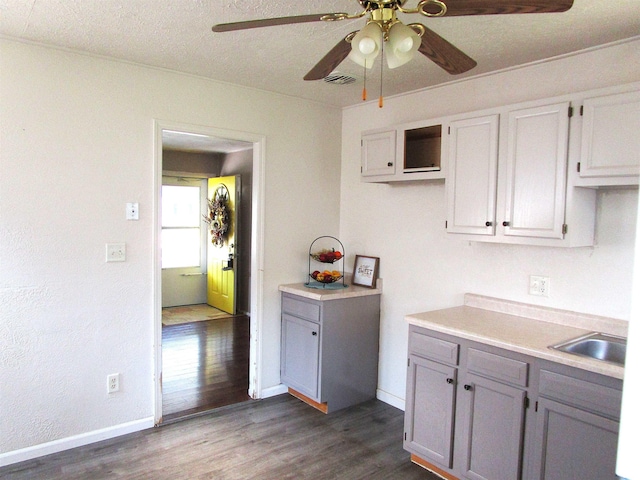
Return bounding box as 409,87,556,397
340,39,640,406
0,38,341,457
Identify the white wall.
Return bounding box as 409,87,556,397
340,39,640,406
0,38,342,459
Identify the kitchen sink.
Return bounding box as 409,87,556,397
550,332,627,366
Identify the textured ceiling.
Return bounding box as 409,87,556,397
1,0,639,108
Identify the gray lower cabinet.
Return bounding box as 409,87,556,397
405,354,457,467
405,326,529,480
529,366,622,480
280,291,381,413
281,313,320,399
404,325,622,480
457,372,527,480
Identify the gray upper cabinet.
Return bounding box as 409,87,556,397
361,129,397,178
361,119,446,183
576,88,640,186
502,102,569,240
446,114,499,236
445,100,590,247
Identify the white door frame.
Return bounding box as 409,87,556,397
153,120,266,424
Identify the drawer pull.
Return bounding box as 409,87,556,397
485,221,492,227
502,221,510,227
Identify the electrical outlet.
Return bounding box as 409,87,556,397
107,373,120,394
529,275,550,297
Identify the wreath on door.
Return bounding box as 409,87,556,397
203,185,229,248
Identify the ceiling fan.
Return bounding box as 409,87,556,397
212,0,574,82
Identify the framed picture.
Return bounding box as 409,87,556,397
352,255,380,288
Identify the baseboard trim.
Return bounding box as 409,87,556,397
376,388,405,411
0,417,155,468
260,383,288,399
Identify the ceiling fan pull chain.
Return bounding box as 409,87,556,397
362,61,368,101
379,40,384,108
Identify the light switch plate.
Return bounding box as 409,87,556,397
126,202,139,220
106,243,126,262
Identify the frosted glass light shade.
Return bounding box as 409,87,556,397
348,22,383,69
386,22,420,69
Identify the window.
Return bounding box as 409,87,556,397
161,183,203,269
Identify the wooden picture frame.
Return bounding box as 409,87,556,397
352,255,380,288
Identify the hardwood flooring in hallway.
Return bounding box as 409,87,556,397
162,314,250,422
0,395,439,479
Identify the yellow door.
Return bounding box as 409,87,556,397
206,175,238,314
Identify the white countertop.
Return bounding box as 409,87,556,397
279,279,382,301
406,294,627,380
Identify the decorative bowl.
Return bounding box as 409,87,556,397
310,270,343,284
310,249,343,264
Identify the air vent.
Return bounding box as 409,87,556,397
323,72,356,85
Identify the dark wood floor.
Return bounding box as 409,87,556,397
162,315,251,422
0,394,439,479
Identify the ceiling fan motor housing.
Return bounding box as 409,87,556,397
359,0,408,11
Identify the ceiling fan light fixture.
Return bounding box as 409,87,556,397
386,21,421,69
348,22,383,69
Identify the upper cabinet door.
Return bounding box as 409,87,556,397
446,115,499,235
502,102,570,240
361,130,397,177
580,90,640,178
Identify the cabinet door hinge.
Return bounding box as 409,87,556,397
568,105,574,118
445,220,448,229
577,162,581,173
448,126,451,135
580,105,584,116
524,396,530,409
562,224,568,235
404,432,407,441
407,358,410,367
535,401,538,412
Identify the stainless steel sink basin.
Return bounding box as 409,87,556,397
550,332,626,366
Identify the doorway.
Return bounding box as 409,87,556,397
154,122,265,424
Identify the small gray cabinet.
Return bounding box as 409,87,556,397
281,313,320,399
280,290,380,413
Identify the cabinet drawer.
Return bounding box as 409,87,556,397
539,370,621,419
467,348,528,387
409,329,459,366
282,294,320,322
